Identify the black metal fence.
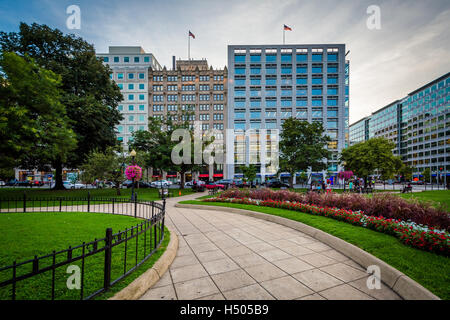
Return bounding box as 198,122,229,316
0,195,166,300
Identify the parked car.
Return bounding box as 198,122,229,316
184,180,206,187
264,179,289,188
205,181,226,190
151,180,172,188
0,180,5,186
215,179,234,188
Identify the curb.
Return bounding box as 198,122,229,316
176,203,440,300
109,225,179,300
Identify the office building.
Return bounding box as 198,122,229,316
226,44,350,182
96,46,162,146
148,58,228,181
349,72,450,179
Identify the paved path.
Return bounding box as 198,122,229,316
140,193,401,300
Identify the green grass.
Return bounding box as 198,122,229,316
180,199,450,300
0,187,194,208
0,211,169,300
398,190,450,210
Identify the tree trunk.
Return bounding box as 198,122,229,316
53,159,65,190
180,170,185,190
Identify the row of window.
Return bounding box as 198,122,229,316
234,76,338,85
234,109,339,118
117,125,146,133
234,87,339,96
118,105,146,112
234,65,339,75
152,84,224,91
152,75,224,82
234,98,338,107
120,115,147,123
117,83,146,90
150,104,225,112
103,56,151,63
152,94,224,102
113,73,146,80
123,94,146,101
233,119,339,130
234,53,338,63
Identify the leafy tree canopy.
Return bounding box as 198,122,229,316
279,118,330,187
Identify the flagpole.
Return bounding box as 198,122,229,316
188,32,190,60
283,27,285,45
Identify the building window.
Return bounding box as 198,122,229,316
117,73,124,80
139,84,145,90
114,57,119,63
128,84,134,90
144,56,150,62
128,94,134,101
128,105,134,111
139,94,145,100
124,57,130,63
139,105,145,111
139,73,145,79
128,73,134,79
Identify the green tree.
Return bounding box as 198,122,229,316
80,147,127,195
240,164,257,186
279,118,330,188
0,52,76,171
422,167,431,183
130,110,206,189
0,23,123,189
340,137,401,184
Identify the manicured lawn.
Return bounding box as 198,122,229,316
180,200,450,300
0,187,194,208
0,211,169,300
398,190,450,210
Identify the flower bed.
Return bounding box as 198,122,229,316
203,197,450,256
216,189,450,231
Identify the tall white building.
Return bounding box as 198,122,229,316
96,46,162,146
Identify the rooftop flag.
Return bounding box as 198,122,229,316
189,31,195,39
284,24,292,31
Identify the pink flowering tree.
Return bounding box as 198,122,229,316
338,170,353,188
125,165,143,181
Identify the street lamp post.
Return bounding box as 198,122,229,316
130,149,137,201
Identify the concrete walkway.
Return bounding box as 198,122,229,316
140,193,401,300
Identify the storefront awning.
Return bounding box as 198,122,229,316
213,174,223,178
199,174,209,178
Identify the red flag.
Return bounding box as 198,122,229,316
284,24,292,31
189,31,195,39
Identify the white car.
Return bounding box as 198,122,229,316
151,180,172,188
0,181,5,186
184,180,205,187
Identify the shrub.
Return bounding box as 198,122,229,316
218,189,450,231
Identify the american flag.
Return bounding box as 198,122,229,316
189,31,195,39
284,24,292,31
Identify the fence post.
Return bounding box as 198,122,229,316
103,228,113,291
59,198,62,212
23,192,26,213
87,192,91,213
134,194,138,218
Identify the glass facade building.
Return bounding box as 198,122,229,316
349,72,450,177
226,44,349,181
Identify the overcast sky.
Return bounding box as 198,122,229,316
1,0,449,123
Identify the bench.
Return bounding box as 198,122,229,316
402,186,412,193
